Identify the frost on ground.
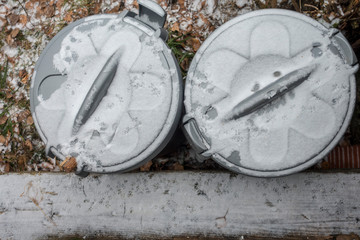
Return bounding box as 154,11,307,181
0,0,359,173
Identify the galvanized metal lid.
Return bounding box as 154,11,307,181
183,9,358,177
30,0,182,175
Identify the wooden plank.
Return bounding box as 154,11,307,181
0,172,360,239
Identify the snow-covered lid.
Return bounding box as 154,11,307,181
183,9,358,177
30,0,182,176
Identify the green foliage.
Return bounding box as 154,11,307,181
0,60,8,90
167,31,195,76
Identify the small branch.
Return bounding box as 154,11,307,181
15,0,35,28
304,4,319,11
291,0,301,12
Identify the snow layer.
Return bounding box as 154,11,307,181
35,16,179,172
185,12,357,171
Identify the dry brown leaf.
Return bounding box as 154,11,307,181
140,160,153,172
64,12,73,22
21,75,29,84
188,37,201,51
26,116,34,125
19,14,27,25
6,34,14,45
5,91,12,99
94,3,101,14
5,131,11,146
17,110,30,122
0,115,7,125
178,0,186,9
56,0,64,11
5,162,10,172
19,69,27,78
170,22,180,32
45,6,55,18
0,17,7,29
321,161,330,169
0,135,5,145
336,234,360,240
25,139,33,151
169,162,184,171
25,1,34,10
38,162,54,171
8,14,19,26
10,28,20,38
60,157,77,172
0,162,10,173
18,155,27,170
199,13,210,26
133,1,139,8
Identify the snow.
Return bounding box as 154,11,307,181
138,0,166,17
35,15,180,172
185,10,357,172
236,0,250,8
2,45,19,58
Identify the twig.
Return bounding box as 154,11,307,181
15,0,35,28
291,0,301,12
304,4,319,11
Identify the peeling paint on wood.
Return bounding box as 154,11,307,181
0,172,360,239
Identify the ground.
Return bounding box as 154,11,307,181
0,0,360,173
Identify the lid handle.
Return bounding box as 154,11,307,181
137,0,167,30
72,48,122,135
225,66,313,121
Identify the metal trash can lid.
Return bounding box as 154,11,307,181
30,0,182,175
183,9,359,177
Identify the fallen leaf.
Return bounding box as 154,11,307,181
171,22,180,32
168,162,184,171
5,131,11,146
19,69,26,78
60,157,77,172
6,91,12,99
64,12,73,22
7,14,19,26
0,17,7,29
26,116,34,125
45,6,55,18
0,135,5,144
25,1,34,10
94,3,101,14
107,5,120,13
25,139,33,151
56,0,64,11
6,34,14,45
187,37,201,51
17,110,30,122
38,162,54,171
18,155,27,170
0,162,10,173
21,75,29,84
178,0,186,9
10,28,20,38
0,115,7,125
140,161,153,172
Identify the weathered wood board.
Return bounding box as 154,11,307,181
0,172,359,239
